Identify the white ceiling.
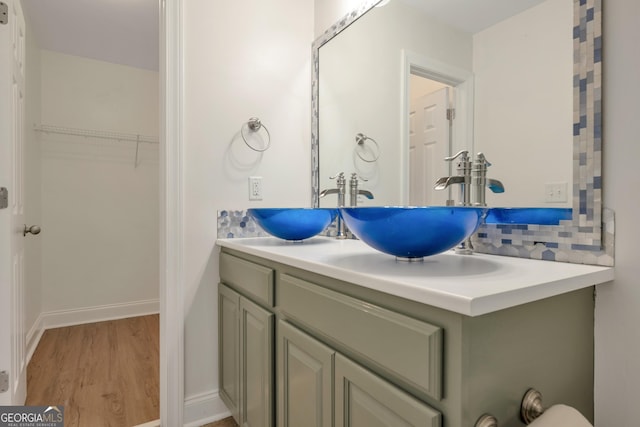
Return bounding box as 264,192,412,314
21,0,159,71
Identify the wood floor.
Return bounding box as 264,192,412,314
26,315,160,427
201,417,238,427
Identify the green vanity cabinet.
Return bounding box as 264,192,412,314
278,320,333,427
219,252,276,427
219,248,595,427
335,353,441,427
277,320,440,427
218,283,241,421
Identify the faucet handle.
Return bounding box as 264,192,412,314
329,172,346,188
475,152,492,167
444,150,469,162
350,172,368,183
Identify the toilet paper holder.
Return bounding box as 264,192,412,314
474,388,545,427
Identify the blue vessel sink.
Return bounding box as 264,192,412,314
485,208,572,225
248,208,337,241
339,206,487,260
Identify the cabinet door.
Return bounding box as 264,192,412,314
335,354,441,427
240,296,275,427
219,284,241,422
278,321,334,427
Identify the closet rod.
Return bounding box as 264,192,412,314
33,124,158,144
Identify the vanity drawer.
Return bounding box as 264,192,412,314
278,273,443,400
219,252,275,307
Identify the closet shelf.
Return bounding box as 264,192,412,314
33,124,158,144
34,124,158,168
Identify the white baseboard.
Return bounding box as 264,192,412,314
25,299,160,365
130,390,230,427
26,313,45,364
42,298,160,330
183,390,231,427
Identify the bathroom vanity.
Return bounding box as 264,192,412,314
216,237,613,427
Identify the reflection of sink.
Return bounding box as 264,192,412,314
248,208,337,241
485,208,572,225
339,206,487,260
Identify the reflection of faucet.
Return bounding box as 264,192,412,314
434,150,473,253
349,173,374,207
434,150,472,206
471,152,505,206
319,172,348,239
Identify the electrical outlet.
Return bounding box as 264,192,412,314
249,176,263,201
545,182,568,203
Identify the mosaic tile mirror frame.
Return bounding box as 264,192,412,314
308,0,612,267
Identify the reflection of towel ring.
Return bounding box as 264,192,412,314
355,133,380,162
241,117,271,152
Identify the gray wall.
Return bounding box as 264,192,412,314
595,1,640,425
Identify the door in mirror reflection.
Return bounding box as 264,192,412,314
409,84,451,206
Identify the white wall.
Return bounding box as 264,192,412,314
182,0,313,410
473,0,573,207
595,1,640,425
39,51,159,315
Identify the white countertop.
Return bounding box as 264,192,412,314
216,237,614,316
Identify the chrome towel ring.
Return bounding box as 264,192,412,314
355,133,380,162
241,117,271,152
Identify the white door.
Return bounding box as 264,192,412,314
409,87,451,206
0,0,27,405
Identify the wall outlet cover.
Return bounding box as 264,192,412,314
249,176,263,201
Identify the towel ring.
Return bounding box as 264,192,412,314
241,117,271,152
355,133,380,162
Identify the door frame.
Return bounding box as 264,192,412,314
400,50,474,205
160,0,184,425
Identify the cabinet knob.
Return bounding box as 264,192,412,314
475,414,498,427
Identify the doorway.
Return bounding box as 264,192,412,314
18,0,161,423
400,50,474,206
408,75,453,205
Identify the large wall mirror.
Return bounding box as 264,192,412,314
311,0,613,265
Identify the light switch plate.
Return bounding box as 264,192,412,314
545,182,568,203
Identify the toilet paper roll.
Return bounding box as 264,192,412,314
528,404,593,427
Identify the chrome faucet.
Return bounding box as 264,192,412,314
434,151,504,254
349,173,374,207
319,172,348,239
434,150,472,206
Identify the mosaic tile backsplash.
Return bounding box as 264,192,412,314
473,207,614,266
217,207,614,266
217,210,268,239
